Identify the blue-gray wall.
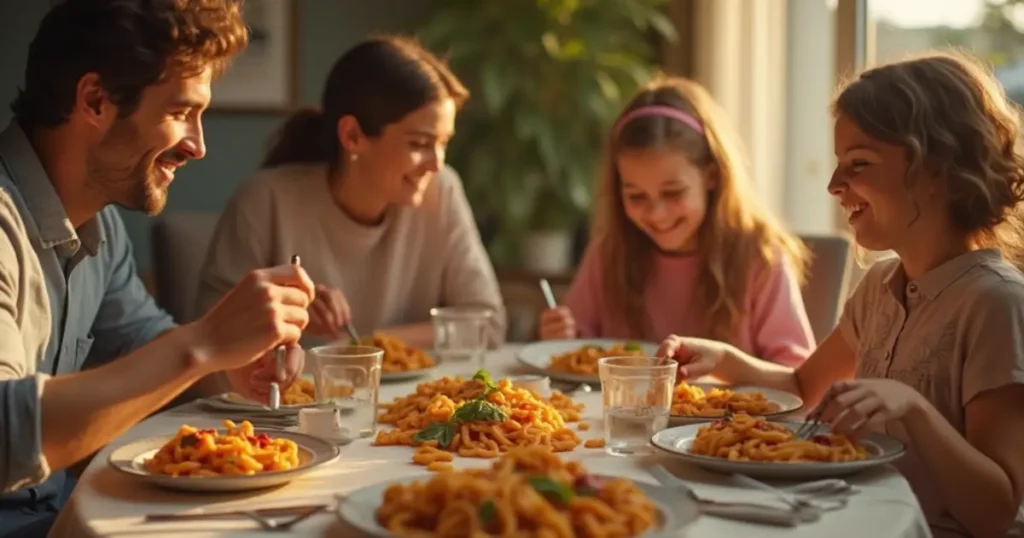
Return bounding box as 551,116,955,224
0,0,431,270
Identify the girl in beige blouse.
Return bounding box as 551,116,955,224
660,51,1024,538
196,36,503,348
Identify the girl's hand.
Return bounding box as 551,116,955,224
817,379,926,437
539,306,576,340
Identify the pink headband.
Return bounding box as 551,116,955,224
614,105,705,137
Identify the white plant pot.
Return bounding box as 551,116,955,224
521,229,573,274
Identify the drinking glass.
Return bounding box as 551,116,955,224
430,306,495,374
598,356,677,456
309,345,383,441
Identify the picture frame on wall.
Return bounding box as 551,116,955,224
210,0,299,113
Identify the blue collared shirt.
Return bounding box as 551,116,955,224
0,121,175,506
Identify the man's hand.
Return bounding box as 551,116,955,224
225,344,304,404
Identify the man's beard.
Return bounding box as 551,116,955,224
87,122,169,216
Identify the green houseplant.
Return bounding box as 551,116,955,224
420,0,675,269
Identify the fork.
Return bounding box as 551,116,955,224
244,505,324,531
147,504,327,531
794,407,825,439
795,389,836,439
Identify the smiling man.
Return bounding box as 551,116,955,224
0,2,315,537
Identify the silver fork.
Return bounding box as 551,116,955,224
244,505,324,531
146,504,327,531
795,390,835,439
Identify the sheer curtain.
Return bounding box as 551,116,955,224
688,0,789,220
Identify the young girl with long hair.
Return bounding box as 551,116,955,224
540,77,815,367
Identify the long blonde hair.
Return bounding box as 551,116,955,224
592,77,809,340
833,50,1024,268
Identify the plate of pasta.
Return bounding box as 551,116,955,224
211,375,321,413
108,419,341,492
669,382,803,424
356,333,439,382
337,446,698,538
373,370,599,466
516,339,659,384
651,413,906,479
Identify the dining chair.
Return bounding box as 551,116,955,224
150,211,221,323
798,234,854,343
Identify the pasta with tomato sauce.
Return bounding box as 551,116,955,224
376,446,659,538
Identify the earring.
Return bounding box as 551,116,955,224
350,153,358,162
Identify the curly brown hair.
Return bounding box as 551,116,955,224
593,76,809,341
833,50,1024,267
11,0,249,130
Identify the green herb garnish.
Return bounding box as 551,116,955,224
472,369,499,395
624,342,642,352
478,499,497,524
528,476,574,505
413,421,455,447
413,370,508,448
451,399,508,423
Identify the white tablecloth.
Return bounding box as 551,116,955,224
49,346,932,538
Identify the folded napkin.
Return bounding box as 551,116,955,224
648,464,857,527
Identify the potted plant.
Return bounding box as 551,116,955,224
420,0,675,271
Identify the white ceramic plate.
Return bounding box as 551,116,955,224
650,421,906,479
380,365,440,383
516,339,660,384
336,474,698,537
668,383,804,425
206,374,320,414
108,429,340,492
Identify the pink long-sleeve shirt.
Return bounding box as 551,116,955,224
564,244,815,367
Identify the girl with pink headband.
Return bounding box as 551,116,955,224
539,76,814,368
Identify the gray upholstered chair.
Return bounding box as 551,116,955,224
150,211,220,323
798,234,853,343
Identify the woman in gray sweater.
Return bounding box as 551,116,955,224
196,36,504,348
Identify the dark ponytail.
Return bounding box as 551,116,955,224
261,35,469,170
262,108,334,167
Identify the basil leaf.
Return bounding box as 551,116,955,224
624,342,642,351
472,370,498,392
478,499,496,524
413,422,454,447
452,400,508,423
528,476,574,505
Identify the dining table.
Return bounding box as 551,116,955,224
48,344,933,538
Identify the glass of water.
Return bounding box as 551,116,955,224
309,345,383,441
598,356,677,456
430,306,495,373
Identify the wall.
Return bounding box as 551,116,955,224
0,0,432,269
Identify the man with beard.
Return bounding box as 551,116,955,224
0,1,314,536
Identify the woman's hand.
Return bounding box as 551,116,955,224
817,378,927,437
306,284,351,339
657,334,733,379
